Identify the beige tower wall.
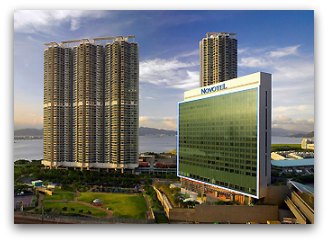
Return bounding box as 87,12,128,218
43,37,139,171
63,48,73,163
43,46,66,165
105,40,139,167
200,32,237,87
74,43,97,164
96,45,105,163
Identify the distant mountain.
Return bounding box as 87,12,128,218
15,127,311,138
139,127,176,136
271,128,314,138
289,131,314,138
14,128,43,137
14,127,176,137
271,128,294,137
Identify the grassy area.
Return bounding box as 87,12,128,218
271,144,304,152
41,190,148,219
43,201,107,217
78,192,147,219
44,189,75,201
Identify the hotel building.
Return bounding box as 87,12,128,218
200,32,237,87
177,72,271,199
43,36,139,171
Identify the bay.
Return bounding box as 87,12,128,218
13,136,177,161
13,136,302,161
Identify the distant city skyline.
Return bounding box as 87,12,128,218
14,10,314,132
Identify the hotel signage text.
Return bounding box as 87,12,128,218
200,83,226,95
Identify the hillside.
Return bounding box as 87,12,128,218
139,127,176,136
289,131,314,138
14,128,43,137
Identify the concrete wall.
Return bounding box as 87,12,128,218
262,185,290,206
169,208,196,222
153,186,172,217
169,204,278,224
194,205,278,224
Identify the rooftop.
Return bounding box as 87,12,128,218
288,180,314,194
271,158,314,168
44,35,136,48
205,32,237,39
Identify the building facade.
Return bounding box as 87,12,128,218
200,32,237,87
43,36,139,171
301,138,314,150
177,72,271,199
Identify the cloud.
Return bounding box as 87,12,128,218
176,49,199,58
140,58,199,90
272,59,314,83
238,48,249,54
14,104,43,129
139,116,176,130
268,45,300,58
14,10,107,33
273,105,314,128
239,57,269,68
238,44,314,132
238,44,314,99
273,105,313,114
142,96,156,100
272,114,314,132
162,118,177,130
239,45,303,68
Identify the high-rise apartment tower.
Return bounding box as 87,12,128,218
200,32,237,87
43,36,139,171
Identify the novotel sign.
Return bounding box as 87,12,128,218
200,83,226,95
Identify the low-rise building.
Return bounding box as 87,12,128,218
31,180,43,187
271,158,314,175
301,138,314,150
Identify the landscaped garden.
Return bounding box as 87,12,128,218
77,192,147,219
42,200,108,217
41,190,148,220
43,189,75,201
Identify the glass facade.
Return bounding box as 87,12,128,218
178,88,258,196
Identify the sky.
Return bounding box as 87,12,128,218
14,10,314,132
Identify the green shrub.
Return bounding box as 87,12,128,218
15,159,30,165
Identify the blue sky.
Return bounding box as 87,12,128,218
14,10,314,132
